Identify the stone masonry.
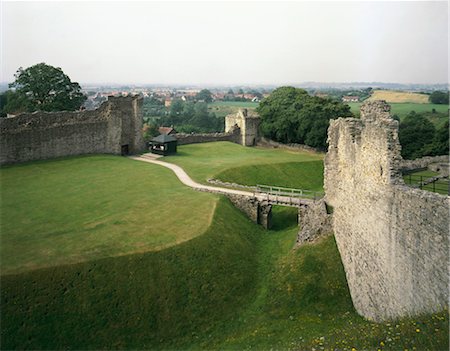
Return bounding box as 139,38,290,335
174,128,240,146
162,109,259,148
399,155,449,176
324,100,449,321
296,199,333,245
225,109,260,146
225,194,272,229
0,96,144,165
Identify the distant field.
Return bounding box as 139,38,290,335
208,101,259,118
348,102,448,124
367,90,430,103
164,141,324,189
210,101,260,108
0,155,217,274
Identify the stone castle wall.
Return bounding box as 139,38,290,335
324,100,449,321
225,109,260,146
296,199,332,245
257,137,321,153
0,96,144,165
225,194,272,229
174,129,240,146
399,155,449,174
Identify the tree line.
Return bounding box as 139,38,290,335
257,86,448,158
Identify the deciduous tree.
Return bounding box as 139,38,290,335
429,91,449,104
256,86,351,149
195,89,213,103
9,63,86,112
399,112,436,159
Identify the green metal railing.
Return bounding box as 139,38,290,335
403,175,449,195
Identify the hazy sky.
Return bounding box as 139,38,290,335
1,1,448,85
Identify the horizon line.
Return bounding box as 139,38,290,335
1,81,448,87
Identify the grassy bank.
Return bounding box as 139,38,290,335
0,155,217,274
1,198,263,349
164,142,324,188
2,201,447,350
1,154,447,350
215,161,324,191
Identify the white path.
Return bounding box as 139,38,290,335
128,154,254,197
129,154,313,206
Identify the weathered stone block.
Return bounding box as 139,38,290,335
296,199,332,244
225,194,272,229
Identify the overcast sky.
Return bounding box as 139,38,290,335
1,1,448,85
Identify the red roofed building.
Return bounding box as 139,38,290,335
158,126,176,135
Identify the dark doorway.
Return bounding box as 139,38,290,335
121,144,129,156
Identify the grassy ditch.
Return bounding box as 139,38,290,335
1,198,263,350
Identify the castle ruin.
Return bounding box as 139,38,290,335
324,100,449,321
0,96,144,165
225,108,260,146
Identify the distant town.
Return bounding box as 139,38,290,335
74,82,448,111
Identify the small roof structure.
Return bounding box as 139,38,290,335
158,126,176,135
152,134,177,143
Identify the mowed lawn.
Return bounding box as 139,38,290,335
164,142,324,189
0,155,217,274
215,161,324,191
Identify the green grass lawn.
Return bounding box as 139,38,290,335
0,155,218,274
348,102,448,126
163,141,324,190
215,161,324,191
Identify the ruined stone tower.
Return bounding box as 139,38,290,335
225,109,260,146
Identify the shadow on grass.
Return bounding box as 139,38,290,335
270,206,298,231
